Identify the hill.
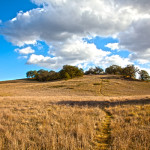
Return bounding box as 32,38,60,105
0,75,150,97
0,75,150,149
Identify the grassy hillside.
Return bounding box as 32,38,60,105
0,75,150,149
0,75,150,97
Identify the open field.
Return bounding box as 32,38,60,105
0,75,150,149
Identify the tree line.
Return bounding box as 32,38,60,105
105,65,150,81
26,65,84,82
26,64,150,82
87,64,149,81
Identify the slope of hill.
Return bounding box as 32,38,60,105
0,75,150,149
0,75,150,97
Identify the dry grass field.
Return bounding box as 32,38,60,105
0,75,150,149
108,104,150,150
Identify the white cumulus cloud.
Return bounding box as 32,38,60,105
27,40,110,69
105,43,119,50
15,47,35,55
0,0,138,46
101,55,132,69
0,0,150,69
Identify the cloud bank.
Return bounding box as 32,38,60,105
0,0,150,69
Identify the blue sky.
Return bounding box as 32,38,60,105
0,0,42,81
0,0,150,81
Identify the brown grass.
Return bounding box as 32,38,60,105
107,104,150,150
0,75,150,97
0,75,150,149
0,97,106,150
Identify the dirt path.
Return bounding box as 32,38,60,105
94,108,112,150
56,96,150,150
99,79,104,96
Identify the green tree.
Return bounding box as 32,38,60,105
105,65,123,75
26,65,83,82
36,70,49,81
59,65,84,79
94,67,103,74
139,70,150,81
85,66,103,75
122,65,139,79
84,67,95,75
26,70,37,78
48,71,60,81
64,72,71,80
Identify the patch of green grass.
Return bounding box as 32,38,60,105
66,87,74,89
103,80,109,82
48,85,66,88
93,83,101,85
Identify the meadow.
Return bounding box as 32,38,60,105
0,75,150,149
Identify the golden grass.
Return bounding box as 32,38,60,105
0,97,106,150
0,75,150,149
107,104,150,150
0,75,150,97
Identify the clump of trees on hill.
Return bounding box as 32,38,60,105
26,64,150,82
85,64,150,81
26,65,84,82
105,64,150,81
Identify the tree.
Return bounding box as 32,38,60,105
94,67,104,74
26,65,84,82
36,70,49,81
105,65,123,75
64,72,71,80
26,70,37,78
139,70,150,81
122,65,139,79
85,66,103,75
84,67,95,75
59,65,84,79
48,71,60,81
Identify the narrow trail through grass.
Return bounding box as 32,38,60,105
97,79,104,96
94,108,113,150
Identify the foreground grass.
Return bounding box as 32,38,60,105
0,75,150,149
0,98,106,150
0,97,150,150
107,104,150,150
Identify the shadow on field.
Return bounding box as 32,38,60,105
57,98,150,108
100,75,121,80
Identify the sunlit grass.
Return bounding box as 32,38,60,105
0,75,150,149
107,104,150,149
0,98,106,150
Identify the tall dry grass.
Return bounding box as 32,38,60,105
0,98,105,150
0,75,150,149
107,104,150,150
